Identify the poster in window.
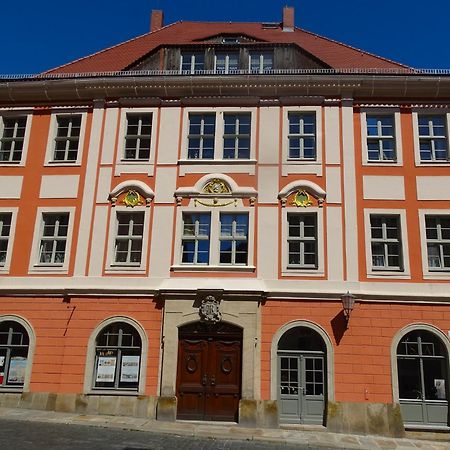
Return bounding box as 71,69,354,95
96,356,117,382
120,355,140,383
0,356,4,368
435,379,446,400
7,356,27,384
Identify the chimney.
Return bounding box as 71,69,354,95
150,10,164,32
282,6,295,32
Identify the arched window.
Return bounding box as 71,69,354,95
396,329,449,427
0,321,30,388
93,322,142,391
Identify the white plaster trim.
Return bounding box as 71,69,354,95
109,180,155,202
114,107,158,176
44,110,88,166
105,205,151,273
270,320,335,401
412,109,450,167
173,204,255,268
418,210,450,279
0,315,36,393
0,112,33,167
28,207,76,274
180,106,257,164
364,208,411,279
278,180,326,200
0,207,18,274
175,173,257,198
282,106,323,176
83,315,149,395
281,207,325,276
391,323,450,403
360,108,403,166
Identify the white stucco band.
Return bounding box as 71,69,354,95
0,176,23,199
363,176,405,200
40,175,80,199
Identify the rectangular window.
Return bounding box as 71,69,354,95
180,52,205,74
181,213,211,264
114,212,144,265
223,113,251,159
187,113,216,159
287,213,317,268
219,213,248,264
370,215,403,270
288,113,316,160
123,114,152,160
366,115,396,161
425,216,450,271
215,52,239,73
0,117,27,163
53,115,82,162
0,213,12,266
249,52,273,73
418,115,448,162
38,213,69,265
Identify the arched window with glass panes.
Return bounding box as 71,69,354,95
93,322,142,391
0,321,30,389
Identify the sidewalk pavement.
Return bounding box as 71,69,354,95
0,407,449,450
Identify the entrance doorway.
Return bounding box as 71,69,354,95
397,329,449,427
277,326,326,424
176,321,242,421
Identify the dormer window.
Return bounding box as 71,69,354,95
180,52,205,74
222,37,240,44
215,52,239,74
249,51,273,73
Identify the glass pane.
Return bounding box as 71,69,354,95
398,358,422,399
423,359,448,400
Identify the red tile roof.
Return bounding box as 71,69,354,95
47,21,407,74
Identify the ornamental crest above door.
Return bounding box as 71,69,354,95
199,295,222,323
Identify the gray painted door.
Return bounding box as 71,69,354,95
278,352,325,424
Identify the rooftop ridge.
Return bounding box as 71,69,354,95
295,26,410,69
44,20,182,74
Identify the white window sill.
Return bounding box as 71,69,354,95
0,162,24,167
0,387,23,393
367,270,411,279
179,159,256,165
363,160,401,166
423,270,450,280
29,264,68,274
45,161,81,167
105,265,146,274
416,161,450,167
86,390,140,396
282,268,325,277
171,264,256,273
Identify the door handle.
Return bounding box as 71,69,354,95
202,374,208,386
210,375,216,386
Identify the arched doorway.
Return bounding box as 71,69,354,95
176,321,242,421
396,329,449,427
277,326,327,424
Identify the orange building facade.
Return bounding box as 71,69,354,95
0,7,449,435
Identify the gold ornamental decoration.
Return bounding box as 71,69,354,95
292,190,313,208
123,190,144,207
202,179,231,195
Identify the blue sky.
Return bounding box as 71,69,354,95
1,0,449,74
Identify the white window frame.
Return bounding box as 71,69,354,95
28,207,75,273
0,110,33,166
364,209,410,278
106,206,150,273
115,108,157,176
360,109,403,166
173,203,255,271
418,210,450,279
281,207,324,276
248,51,273,73
44,110,87,166
180,107,257,174
180,52,205,74
282,106,323,176
0,208,18,274
412,110,450,166
214,52,239,74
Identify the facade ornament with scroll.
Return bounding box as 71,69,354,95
199,295,222,324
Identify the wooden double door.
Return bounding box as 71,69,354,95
176,322,242,421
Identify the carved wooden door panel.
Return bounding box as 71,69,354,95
176,326,242,421
176,339,208,420
204,339,242,421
